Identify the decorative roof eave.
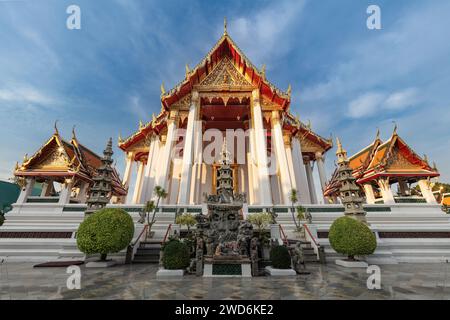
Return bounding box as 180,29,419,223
160,33,291,111
118,112,167,151
283,112,333,152
14,170,93,183
357,171,440,185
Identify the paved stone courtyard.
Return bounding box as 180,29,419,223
1,262,450,300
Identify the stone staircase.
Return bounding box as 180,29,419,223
286,238,320,263
132,239,162,264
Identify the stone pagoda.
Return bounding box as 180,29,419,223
196,140,255,277
335,137,366,222
85,138,114,215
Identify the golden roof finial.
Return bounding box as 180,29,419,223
261,64,266,79
54,120,59,135
392,121,398,135
375,127,380,140
23,153,28,163
287,84,292,97
118,133,124,144
139,120,144,129
160,82,166,96
433,161,438,171
152,113,157,123
185,63,190,78
223,17,228,35
307,119,311,130
14,161,19,171
71,125,77,140
423,154,429,164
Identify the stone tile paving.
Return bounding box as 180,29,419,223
1,262,450,299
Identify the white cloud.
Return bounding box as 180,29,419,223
347,88,419,119
384,88,418,110
0,86,55,106
348,92,385,118
228,0,307,66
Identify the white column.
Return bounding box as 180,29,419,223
139,136,158,203
190,117,203,204
315,152,328,198
363,184,376,204
16,178,35,204
77,181,89,203
305,160,318,204
377,178,395,204
155,111,178,192
251,89,272,206
58,178,74,204
40,180,53,197
291,137,311,204
178,91,199,205
271,111,292,204
418,179,437,204
132,161,145,204
122,152,134,188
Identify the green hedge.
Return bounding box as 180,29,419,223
270,245,291,269
0,214,4,227
162,240,190,270
329,216,377,259
76,208,134,260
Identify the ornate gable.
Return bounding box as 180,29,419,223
200,56,252,88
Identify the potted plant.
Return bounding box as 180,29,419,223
175,213,197,238
157,239,190,278
329,216,377,267
77,208,135,267
265,245,296,276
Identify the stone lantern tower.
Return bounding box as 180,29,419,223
85,138,114,215
335,137,366,222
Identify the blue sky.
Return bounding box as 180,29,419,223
1,0,449,189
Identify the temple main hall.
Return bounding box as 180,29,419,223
118,26,332,208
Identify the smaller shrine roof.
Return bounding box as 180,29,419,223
358,129,439,184
15,128,126,196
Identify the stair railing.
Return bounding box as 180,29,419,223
162,223,173,244
303,223,325,263
278,224,289,246
125,224,149,264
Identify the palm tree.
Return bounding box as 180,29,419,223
289,189,300,229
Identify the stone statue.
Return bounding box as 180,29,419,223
291,242,306,273
195,237,204,276
250,237,259,276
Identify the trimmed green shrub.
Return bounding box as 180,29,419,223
329,216,377,260
0,214,4,226
77,208,134,261
163,239,190,270
270,245,291,269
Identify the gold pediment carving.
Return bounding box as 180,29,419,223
299,136,324,154
387,149,421,170
200,56,252,87
34,146,69,170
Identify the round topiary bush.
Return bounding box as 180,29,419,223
270,245,291,269
329,216,377,260
162,240,190,270
77,208,134,261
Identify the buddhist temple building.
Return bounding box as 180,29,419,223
13,126,126,207
324,128,440,205
118,25,332,207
